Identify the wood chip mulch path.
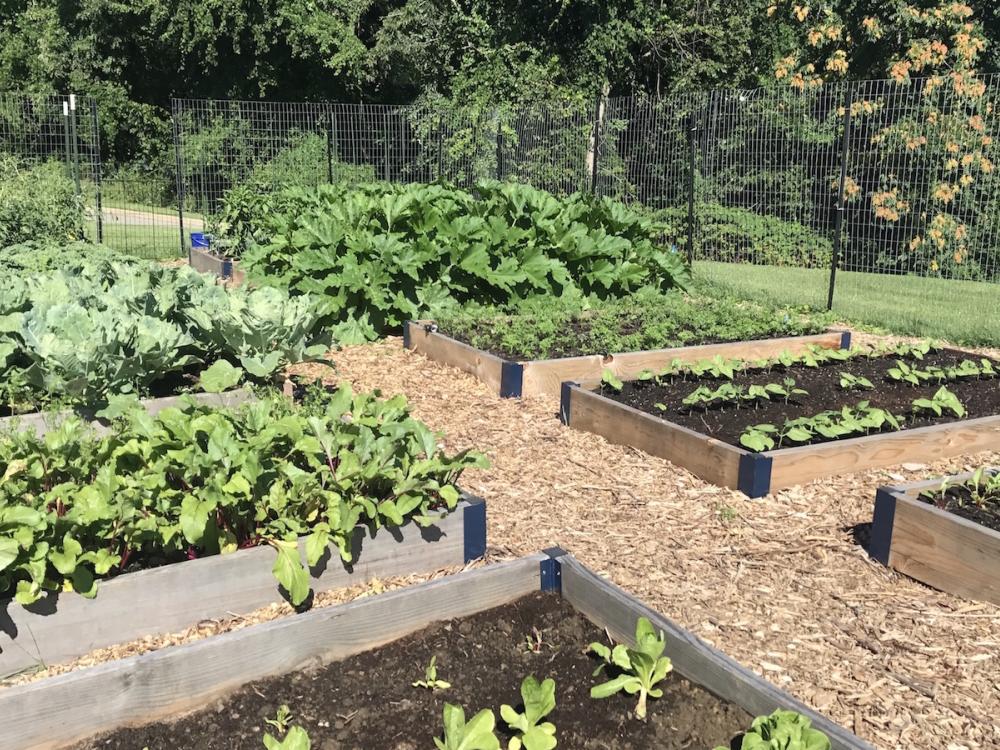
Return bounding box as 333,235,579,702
292,336,1000,750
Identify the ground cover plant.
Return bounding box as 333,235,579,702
0,242,330,412
236,180,692,343
78,592,828,749
598,343,1000,450
432,287,830,361
919,467,1000,533
0,156,84,247
0,386,485,607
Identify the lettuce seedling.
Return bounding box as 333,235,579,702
413,655,451,691
589,617,673,719
501,675,557,750
601,369,623,392
435,703,500,750
263,726,311,750
714,709,831,750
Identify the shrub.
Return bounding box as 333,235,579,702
0,155,85,246
657,204,833,268
239,180,692,343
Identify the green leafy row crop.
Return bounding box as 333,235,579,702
0,247,330,410
0,387,486,606
433,288,829,361
238,180,692,343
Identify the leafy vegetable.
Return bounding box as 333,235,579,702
714,709,831,750
434,703,500,750
912,386,966,417
0,388,487,606
501,676,557,750
239,181,692,343
413,655,451,691
589,617,673,719
740,401,904,451
263,726,311,750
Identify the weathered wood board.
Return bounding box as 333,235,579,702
0,498,487,679
404,320,849,399
189,246,246,284
870,471,1000,605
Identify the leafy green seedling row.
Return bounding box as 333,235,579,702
0,387,486,606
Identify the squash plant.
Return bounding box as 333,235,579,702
0,387,487,606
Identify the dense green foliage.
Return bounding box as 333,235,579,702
0,387,486,605
714,710,831,750
0,244,329,410
0,157,84,247
240,181,691,343
434,288,828,361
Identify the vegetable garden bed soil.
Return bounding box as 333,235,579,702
919,488,1000,533
601,348,1000,448
76,592,752,750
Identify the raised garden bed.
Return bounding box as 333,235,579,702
189,245,246,285
0,551,871,750
405,319,850,399
0,495,486,680
871,468,1000,605
561,345,1000,496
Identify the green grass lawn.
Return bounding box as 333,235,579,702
85,218,186,260
696,261,1000,347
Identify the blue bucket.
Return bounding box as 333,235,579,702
190,232,210,248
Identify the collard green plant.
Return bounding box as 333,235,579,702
240,180,692,343
713,709,831,750
434,703,500,750
0,388,487,607
501,676,557,750
589,617,673,719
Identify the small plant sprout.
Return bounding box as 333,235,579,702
838,372,873,391
713,709,831,750
501,676,557,750
636,369,655,383
435,703,500,750
524,626,545,654
263,707,311,750
413,655,451,691
601,369,623,392
588,617,673,720
739,423,778,451
912,386,966,418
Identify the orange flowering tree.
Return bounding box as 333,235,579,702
766,2,997,278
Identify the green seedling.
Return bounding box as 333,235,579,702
524,627,545,653
435,704,500,750
589,617,673,719
413,655,451,691
740,423,778,452
887,359,931,386
912,386,965,418
601,369,623,392
501,676,557,750
838,372,873,391
714,709,831,750
265,705,295,733
739,401,903,451
263,707,310,750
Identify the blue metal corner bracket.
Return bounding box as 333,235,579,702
737,452,773,498
559,382,576,425
540,547,568,592
462,497,487,563
869,488,897,566
839,330,852,350
499,361,524,398
402,321,413,349
222,259,234,280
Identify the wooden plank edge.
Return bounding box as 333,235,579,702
558,556,872,750
886,467,999,499
0,388,256,438
0,554,547,750
1,496,484,679
402,321,518,396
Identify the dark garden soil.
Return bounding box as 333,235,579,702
600,348,1000,449
919,481,1000,533
76,592,753,750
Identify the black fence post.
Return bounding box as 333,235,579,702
495,113,503,181
171,100,187,260
326,107,334,184
590,94,603,194
437,113,445,180
686,113,698,266
828,88,854,311
90,99,104,243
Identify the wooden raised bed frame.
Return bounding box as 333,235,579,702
0,550,871,750
871,469,1000,605
189,245,246,285
0,496,486,680
560,380,1000,497
404,320,851,399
